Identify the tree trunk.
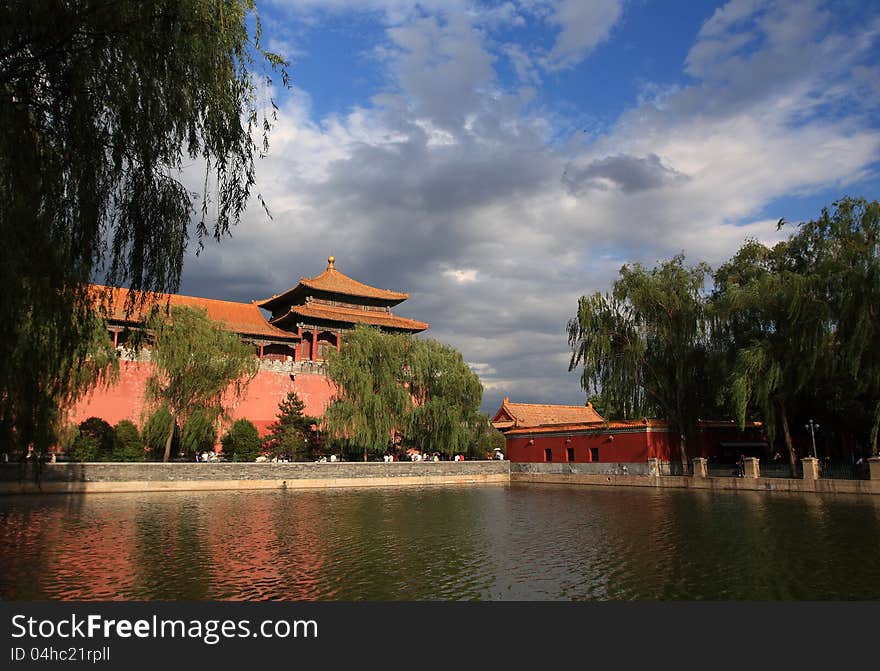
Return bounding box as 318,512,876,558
778,400,797,478
162,415,175,463
679,432,688,473
363,445,367,462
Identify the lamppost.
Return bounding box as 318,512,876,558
805,419,819,459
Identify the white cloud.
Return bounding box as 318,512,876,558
443,268,479,283
541,0,624,70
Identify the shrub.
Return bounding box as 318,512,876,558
113,420,144,461
221,419,262,462
474,425,506,459
263,392,316,461
69,417,115,462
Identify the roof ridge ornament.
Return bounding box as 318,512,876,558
327,255,335,269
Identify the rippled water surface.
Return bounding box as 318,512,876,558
2,484,880,600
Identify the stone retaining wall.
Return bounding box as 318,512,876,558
510,464,880,495
0,461,510,495
511,462,652,476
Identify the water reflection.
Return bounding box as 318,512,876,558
1,484,879,600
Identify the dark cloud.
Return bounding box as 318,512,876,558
562,153,689,195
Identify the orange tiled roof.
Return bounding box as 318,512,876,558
91,285,296,340
503,418,763,436
491,398,604,429
258,257,408,309
272,303,428,333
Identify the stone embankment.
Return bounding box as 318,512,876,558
0,460,510,494
510,458,880,495
3,457,878,495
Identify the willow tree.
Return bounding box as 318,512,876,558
0,1,287,454
406,338,484,458
796,197,880,454
568,256,712,465
720,197,880,461
1,304,118,456
323,325,412,461
145,306,258,462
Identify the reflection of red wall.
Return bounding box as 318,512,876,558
71,361,335,435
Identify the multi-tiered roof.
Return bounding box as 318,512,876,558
257,256,428,334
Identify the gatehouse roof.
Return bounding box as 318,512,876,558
257,256,409,311
270,302,428,333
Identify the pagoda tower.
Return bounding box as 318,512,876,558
256,256,428,363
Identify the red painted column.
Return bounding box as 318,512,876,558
112,330,118,348
294,327,303,362
259,344,264,360
336,330,342,352
311,330,318,362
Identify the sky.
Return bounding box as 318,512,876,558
178,0,880,415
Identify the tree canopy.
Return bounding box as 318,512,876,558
0,1,287,455
569,196,880,463
263,391,317,461
713,197,880,464
221,419,262,462
568,255,712,464
406,338,484,458
323,326,413,461
323,325,483,460
145,306,258,461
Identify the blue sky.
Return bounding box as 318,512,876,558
180,0,880,414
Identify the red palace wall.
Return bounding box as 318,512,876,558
71,360,335,435
505,425,767,463
506,429,678,463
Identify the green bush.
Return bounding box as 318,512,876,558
474,425,506,459
68,434,100,462
221,419,262,462
69,417,115,462
113,420,144,461
263,392,316,461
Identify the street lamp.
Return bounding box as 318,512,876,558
805,419,819,459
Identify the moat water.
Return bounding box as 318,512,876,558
2,483,879,600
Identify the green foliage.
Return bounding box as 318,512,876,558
568,255,712,462
0,304,118,457
221,419,262,462
113,420,144,462
180,408,219,458
142,406,178,461
69,417,115,462
475,419,507,459
145,306,258,461
263,392,316,461
406,338,483,457
0,1,287,456
68,435,101,463
324,325,413,460
324,325,484,460
713,197,880,458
